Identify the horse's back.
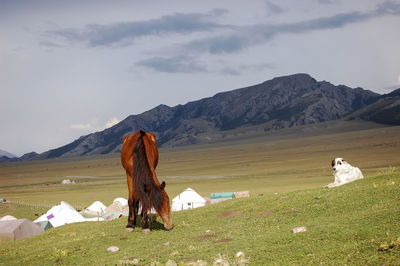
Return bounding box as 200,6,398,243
121,131,158,174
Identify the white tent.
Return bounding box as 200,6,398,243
0,215,17,221
86,201,107,213
172,188,206,212
61,179,75,184
0,219,44,241
113,197,128,207
33,201,87,228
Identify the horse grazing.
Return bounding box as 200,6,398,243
121,130,173,233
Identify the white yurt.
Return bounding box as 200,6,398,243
171,188,206,212
86,201,107,213
113,197,128,207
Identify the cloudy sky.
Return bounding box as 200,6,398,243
1,0,400,156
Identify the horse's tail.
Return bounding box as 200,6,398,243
132,130,151,211
132,130,162,212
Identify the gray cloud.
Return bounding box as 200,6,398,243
220,63,275,76
39,40,65,48
220,67,241,76
45,9,230,47
317,0,335,5
376,0,400,15
43,2,400,52
265,1,286,15
136,55,207,73
42,1,400,75
176,1,400,55
135,1,400,74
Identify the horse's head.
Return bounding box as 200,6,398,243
159,181,174,230
145,181,173,230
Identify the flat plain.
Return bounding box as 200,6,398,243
1,120,399,208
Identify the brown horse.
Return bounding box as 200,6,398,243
121,130,173,233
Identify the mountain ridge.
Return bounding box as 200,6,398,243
4,73,399,162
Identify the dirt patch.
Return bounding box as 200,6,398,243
214,238,233,243
257,210,275,217
194,233,218,241
119,257,139,264
218,211,243,219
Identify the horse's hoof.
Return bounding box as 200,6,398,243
125,227,134,233
142,228,151,234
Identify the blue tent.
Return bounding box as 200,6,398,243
210,192,235,199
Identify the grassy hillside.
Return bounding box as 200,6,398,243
1,169,399,265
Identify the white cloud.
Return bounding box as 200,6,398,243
70,123,92,129
70,117,120,131
398,74,400,85
105,117,120,128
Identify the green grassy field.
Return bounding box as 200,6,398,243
0,168,399,265
0,120,400,264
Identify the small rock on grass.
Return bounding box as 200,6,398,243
292,226,307,234
107,246,119,252
166,259,177,266
213,255,229,266
235,251,244,258
186,260,207,266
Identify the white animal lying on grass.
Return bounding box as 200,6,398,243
325,158,364,188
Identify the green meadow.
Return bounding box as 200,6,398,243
0,120,400,264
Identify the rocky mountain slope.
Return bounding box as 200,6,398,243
30,73,383,160
346,88,400,125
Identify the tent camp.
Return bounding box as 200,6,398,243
0,219,44,241
33,201,87,228
172,188,206,212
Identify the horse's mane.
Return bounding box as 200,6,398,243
132,131,164,213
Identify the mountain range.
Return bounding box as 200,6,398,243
2,73,400,162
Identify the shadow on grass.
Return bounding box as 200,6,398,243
131,214,166,231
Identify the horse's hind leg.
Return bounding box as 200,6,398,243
126,197,136,232
141,208,151,234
